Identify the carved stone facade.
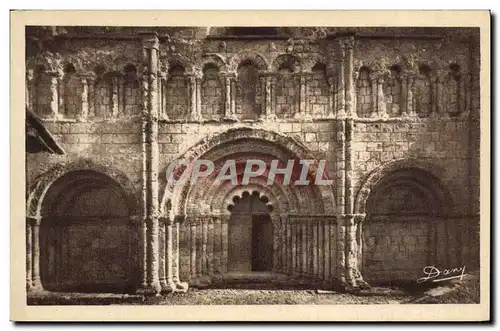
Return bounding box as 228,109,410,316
25,27,480,295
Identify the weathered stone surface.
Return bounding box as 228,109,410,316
26,26,479,295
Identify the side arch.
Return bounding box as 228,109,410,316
354,158,453,215
27,158,139,219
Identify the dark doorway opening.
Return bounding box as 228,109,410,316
251,214,273,271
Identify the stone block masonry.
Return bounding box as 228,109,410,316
25,26,480,296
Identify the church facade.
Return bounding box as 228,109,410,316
25,26,480,295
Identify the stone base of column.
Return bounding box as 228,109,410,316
160,280,176,294
261,114,277,121
27,280,44,294
223,114,238,122
136,282,162,296
294,112,313,121
174,281,189,293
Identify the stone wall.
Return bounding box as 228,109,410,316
25,26,480,294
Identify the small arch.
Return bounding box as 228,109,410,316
415,64,432,118
229,51,268,72
384,65,402,117
62,63,81,119
201,63,224,120
356,66,372,118
235,61,261,120
27,158,139,219
123,64,140,116
354,158,452,215
165,65,189,120
200,54,227,72
308,62,330,117
271,54,301,73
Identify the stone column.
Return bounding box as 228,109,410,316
259,73,276,120
196,218,203,281
406,73,416,117
323,217,330,281
312,219,318,277
26,70,34,111
291,217,297,275
377,75,387,118
29,217,42,291
190,218,197,280
207,217,214,277
158,217,168,292
221,73,236,120
327,77,335,118
344,36,355,117
400,74,408,117
272,216,279,272
58,75,65,117
436,71,446,118
459,73,466,116
88,76,95,117
370,73,378,118
111,75,119,118
26,221,32,291
337,42,346,117
221,215,229,273
196,73,203,121
294,73,309,119
138,32,161,295
79,76,89,120
430,73,438,117
188,72,202,122
213,216,222,275
172,219,188,291
48,72,60,119
286,217,292,274
301,218,307,276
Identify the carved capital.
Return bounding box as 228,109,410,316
26,216,40,227
140,32,160,50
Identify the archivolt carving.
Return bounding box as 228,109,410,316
160,53,195,74
200,53,228,72
160,127,336,217
270,54,302,73
354,158,453,215
228,51,269,72
26,158,139,218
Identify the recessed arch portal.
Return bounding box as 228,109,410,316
160,127,336,218
39,170,138,293
356,159,454,284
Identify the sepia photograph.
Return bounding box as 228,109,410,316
11,10,490,322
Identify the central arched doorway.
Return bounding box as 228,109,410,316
227,190,274,273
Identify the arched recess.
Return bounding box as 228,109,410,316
354,159,454,284
200,63,224,120
165,64,189,120
235,60,262,120
123,64,140,116
62,63,81,119
308,62,330,117
415,64,432,118
384,65,402,117
356,66,372,118
26,160,140,293
444,63,462,117
272,55,299,119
